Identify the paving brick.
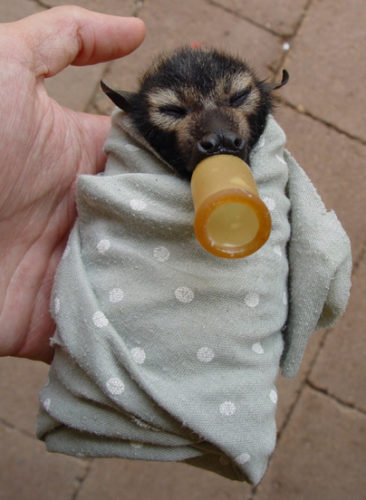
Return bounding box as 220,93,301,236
255,387,366,500
0,0,43,22
211,0,308,36
78,457,252,500
0,358,48,436
309,252,366,412
0,1,111,112
0,423,88,500
32,0,137,111
276,331,324,431
44,62,107,112
281,0,366,142
46,0,136,16
95,0,283,114
275,105,366,261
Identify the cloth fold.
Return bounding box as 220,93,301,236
281,150,352,376
37,112,351,484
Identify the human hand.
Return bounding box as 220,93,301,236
0,6,145,362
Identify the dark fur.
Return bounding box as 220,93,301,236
102,47,288,178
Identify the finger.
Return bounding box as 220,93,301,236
76,112,111,174
11,6,145,77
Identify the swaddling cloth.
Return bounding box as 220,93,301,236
37,113,351,484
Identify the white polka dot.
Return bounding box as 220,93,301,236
130,199,146,211
44,398,51,411
93,311,109,328
97,239,111,254
273,245,282,257
106,377,125,395
282,42,290,51
131,347,146,364
197,347,215,363
175,286,194,303
125,144,139,152
270,389,278,404
245,292,260,308
276,154,287,165
109,288,124,303
54,297,60,314
219,401,236,416
263,196,276,211
235,452,251,465
153,246,170,262
282,291,288,305
252,342,264,355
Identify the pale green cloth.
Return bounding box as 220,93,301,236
37,113,351,484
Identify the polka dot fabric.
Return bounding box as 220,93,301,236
37,112,351,485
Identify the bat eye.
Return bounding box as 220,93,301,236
229,88,251,107
159,104,188,118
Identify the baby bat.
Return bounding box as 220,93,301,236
101,47,288,179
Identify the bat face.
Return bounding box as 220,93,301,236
102,47,288,178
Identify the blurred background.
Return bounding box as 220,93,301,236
1,0,365,498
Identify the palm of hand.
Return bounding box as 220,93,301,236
0,7,145,362
1,66,107,362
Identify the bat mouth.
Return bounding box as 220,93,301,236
187,144,248,177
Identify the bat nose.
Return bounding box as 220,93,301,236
197,131,245,155
197,133,220,155
223,132,246,152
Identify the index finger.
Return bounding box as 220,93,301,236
7,6,146,77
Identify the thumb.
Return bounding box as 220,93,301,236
7,6,145,78
70,111,112,175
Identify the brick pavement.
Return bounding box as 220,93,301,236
1,1,365,498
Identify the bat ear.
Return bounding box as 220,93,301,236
268,69,289,91
100,81,136,112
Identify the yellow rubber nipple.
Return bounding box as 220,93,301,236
191,155,271,258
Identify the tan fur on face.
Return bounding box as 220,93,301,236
148,89,184,131
225,72,253,95
240,86,260,113
175,118,196,153
147,69,261,156
231,110,251,141
220,71,261,114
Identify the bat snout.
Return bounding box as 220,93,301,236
197,131,246,156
